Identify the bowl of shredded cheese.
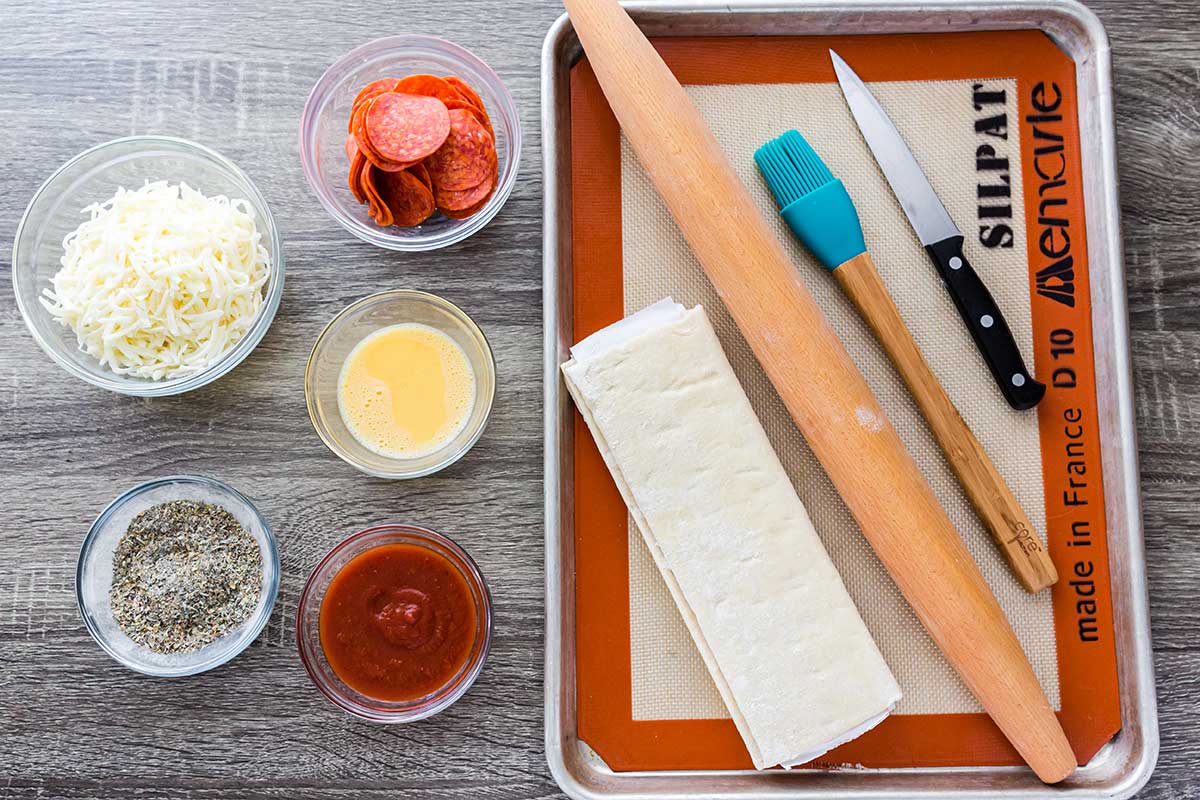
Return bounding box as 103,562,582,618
12,136,284,396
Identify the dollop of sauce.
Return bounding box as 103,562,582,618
369,586,439,649
319,543,477,702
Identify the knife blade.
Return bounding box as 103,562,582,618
830,49,1045,410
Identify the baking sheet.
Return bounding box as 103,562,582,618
543,1,1156,798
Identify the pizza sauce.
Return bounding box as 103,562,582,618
319,542,477,702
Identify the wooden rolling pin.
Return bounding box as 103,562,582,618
562,0,1076,783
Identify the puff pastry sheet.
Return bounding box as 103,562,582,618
562,300,901,769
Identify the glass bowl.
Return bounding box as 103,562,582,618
299,35,521,251
305,289,496,479
296,524,492,722
76,475,280,677
11,136,284,397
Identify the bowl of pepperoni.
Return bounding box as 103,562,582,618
300,36,521,251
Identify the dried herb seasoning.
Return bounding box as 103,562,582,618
109,500,262,654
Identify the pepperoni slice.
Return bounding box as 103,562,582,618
348,78,400,133
365,92,450,164
470,105,495,142
439,192,492,220
434,162,496,211
353,78,400,110
394,74,466,106
344,132,359,162
348,149,368,204
350,99,370,150
441,97,478,114
439,82,494,140
408,162,432,192
424,109,494,191
439,97,494,140
363,179,383,222
351,101,382,164
352,99,413,172
360,161,393,227
364,150,412,172
443,76,485,114
376,169,436,227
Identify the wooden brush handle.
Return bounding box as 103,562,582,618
835,252,1058,593
562,0,1075,783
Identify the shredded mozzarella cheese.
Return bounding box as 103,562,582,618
40,181,272,381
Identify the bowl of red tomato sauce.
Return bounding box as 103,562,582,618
297,524,492,721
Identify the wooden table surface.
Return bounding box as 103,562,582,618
0,1,1194,797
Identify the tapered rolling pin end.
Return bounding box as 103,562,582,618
1037,748,1077,784
1029,727,1076,783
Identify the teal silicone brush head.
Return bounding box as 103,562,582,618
754,130,835,207
754,130,866,270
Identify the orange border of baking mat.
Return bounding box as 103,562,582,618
570,30,1120,772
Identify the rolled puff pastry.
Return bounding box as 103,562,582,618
562,299,901,770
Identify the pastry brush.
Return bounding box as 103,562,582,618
755,130,1057,594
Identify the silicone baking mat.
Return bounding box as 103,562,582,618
570,31,1120,771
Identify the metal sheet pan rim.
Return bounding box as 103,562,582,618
542,2,1157,797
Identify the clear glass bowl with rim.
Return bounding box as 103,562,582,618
296,524,493,722
11,135,285,396
299,34,521,251
75,475,280,677
305,289,496,479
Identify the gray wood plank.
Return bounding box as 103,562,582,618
0,0,1195,797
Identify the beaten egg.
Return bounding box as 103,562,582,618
337,324,475,459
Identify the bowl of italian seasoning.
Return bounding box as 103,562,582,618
76,475,279,677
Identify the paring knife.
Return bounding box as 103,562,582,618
830,50,1046,410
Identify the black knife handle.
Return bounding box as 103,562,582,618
925,236,1045,410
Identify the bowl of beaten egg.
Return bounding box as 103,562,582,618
12,136,283,396
305,290,496,479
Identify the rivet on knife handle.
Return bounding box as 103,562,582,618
925,235,1046,410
